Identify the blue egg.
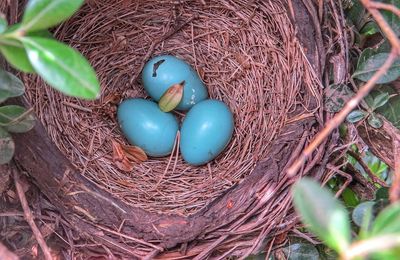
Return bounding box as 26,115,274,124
180,100,234,165
117,98,179,157
142,55,208,111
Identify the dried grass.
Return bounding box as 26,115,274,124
22,0,319,216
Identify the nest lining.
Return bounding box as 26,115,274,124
24,0,318,216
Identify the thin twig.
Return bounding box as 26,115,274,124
288,0,400,176
13,167,52,260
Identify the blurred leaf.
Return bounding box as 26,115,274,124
0,40,35,73
360,21,380,36
0,127,14,164
380,0,400,36
367,114,383,128
372,92,390,109
0,105,35,133
375,187,389,200
282,243,319,260
324,84,355,112
363,150,389,180
377,40,392,53
22,37,100,99
352,201,375,228
353,52,400,84
347,110,367,123
341,188,360,208
372,249,400,260
159,81,184,112
0,69,25,103
21,0,84,32
0,15,7,33
345,0,365,28
292,178,351,253
371,203,400,235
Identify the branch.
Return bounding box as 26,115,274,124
390,138,400,202
288,0,400,177
13,167,52,260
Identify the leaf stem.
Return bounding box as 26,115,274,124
342,235,400,259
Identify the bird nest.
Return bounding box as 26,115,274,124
4,0,344,258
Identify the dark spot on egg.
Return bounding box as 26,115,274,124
152,59,165,77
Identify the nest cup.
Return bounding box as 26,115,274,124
3,0,341,258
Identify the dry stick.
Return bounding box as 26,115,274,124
288,0,400,177
390,138,400,202
13,168,53,260
0,242,18,260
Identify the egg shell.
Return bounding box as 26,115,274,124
117,98,179,157
180,99,234,165
142,55,208,111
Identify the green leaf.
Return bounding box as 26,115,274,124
376,187,389,200
373,86,400,129
324,84,355,112
371,203,400,235
292,178,351,253
372,92,390,109
0,127,14,164
21,37,100,99
368,114,383,128
341,188,359,208
360,21,380,36
346,110,367,123
352,201,375,228
353,52,400,84
21,0,84,32
380,0,400,36
159,82,184,112
0,39,35,73
0,69,25,103
0,15,7,33
345,0,365,29
0,105,35,133
282,243,320,260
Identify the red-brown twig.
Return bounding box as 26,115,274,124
390,138,400,202
13,167,52,260
0,242,18,260
288,0,400,177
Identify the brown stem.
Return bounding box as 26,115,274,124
390,138,400,202
13,167,53,260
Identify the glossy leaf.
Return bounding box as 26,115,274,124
21,0,84,32
0,40,35,73
360,21,380,36
380,0,400,36
372,92,390,109
0,69,25,103
347,110,367,123
352,201,375,228
376,187,389,200
353,52,400,83
282,243,319,260
324,84,354,112
159,82,184,112
373,86,400,129
22,37,100,99
341,187,359,208
0,15,7,33
371,203,400,235
0,127,14,164
0,105,35,133
368,114,383,128
292,178,351,253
